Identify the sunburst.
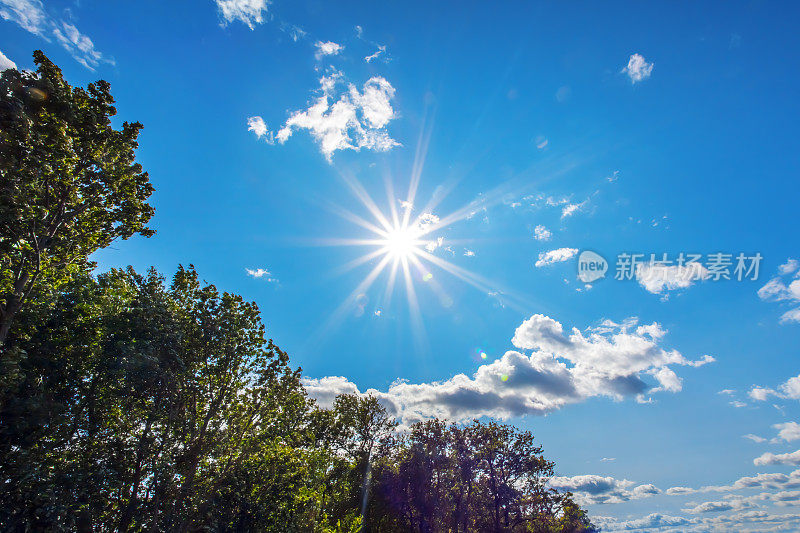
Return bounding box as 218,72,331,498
307,164,530,351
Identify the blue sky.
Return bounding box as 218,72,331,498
3,1,800,530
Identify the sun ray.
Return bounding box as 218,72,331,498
401,255,428,353
402,109,435,229
313,252,394,342
339,170,394,233
334,247,392,276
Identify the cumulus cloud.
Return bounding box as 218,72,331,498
214,0,269,29
0,0,112,69
533,225,552,241
304,314,710,425
749,373,800,403
754,450,800,467
774,422,800,443
596,510,800,532
622,53,654,83
274,71,399,161
684,498,757,514
245,267,279,283
758,259,800,323
594,513,692,531
0,49,15,71
635,262,710,295
535,247,578,267
548,475,661,505
314,40,343,60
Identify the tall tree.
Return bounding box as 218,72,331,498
0,51,154,346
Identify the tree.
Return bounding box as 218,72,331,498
0,266,338,532
366,420,597,533
0,51,154,346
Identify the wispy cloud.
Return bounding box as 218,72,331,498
245,267,279,283
758,258,800,323
214,0,270,29
561,200,587,219
365,44,386,63
0,0,112,69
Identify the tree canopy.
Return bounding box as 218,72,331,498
0,50,154,345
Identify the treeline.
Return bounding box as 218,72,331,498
0,52,596,532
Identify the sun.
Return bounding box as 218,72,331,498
305,141,532,349
382,226,423,258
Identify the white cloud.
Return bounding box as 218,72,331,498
314,40,343,60
304,376,360,408
561,200,587,219
281,23,306,41
750,373,800,403
52,21,110,69
548,474,660,506
758,259,800,323
274,71,399,161
0,49,15,71
622,53,654,83
775,422,800,443
635,262,710,295
365,45,386,63
535,247,578,267
245,267,279,283
593,513,692,532
597,510,800,532
684,498,756,514
425,236,444,253
533,225,552,241
463,249,475,257
304,314,710,425
779,258,799,275
247,116,274,143
0,0,112,69
755,449,800,466
0,0,48,35
782,308,800,324
214,0,269,29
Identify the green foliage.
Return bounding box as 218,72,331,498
0,51,154,345
0,267,335,532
